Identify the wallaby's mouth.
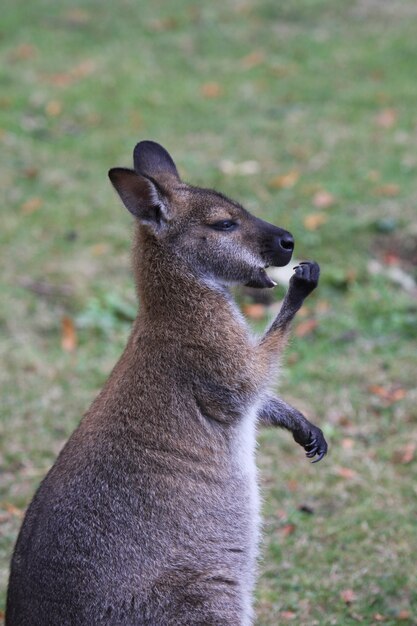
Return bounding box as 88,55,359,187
245,267,277,289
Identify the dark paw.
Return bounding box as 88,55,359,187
289,261,320,300
303,427,328,464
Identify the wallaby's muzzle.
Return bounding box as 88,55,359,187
245,218,294,288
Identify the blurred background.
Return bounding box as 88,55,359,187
1,0,417,624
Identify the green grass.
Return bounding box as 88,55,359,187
1,0,417,623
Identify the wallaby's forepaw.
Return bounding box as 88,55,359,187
289,261,320,301
304,427,328,463
293,425,328,463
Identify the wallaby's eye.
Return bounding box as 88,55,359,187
210,220,238,232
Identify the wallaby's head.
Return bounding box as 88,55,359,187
109,141,294,289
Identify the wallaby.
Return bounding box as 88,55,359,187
7,141,327,626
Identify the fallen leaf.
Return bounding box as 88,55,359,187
269,170,300,190
375,108,397,129
312,190,335,209
303,213,328,230
373,614,385,622
240,50,265,69
392,443,416,465
149,16,179,32
21,197,43,214
382,252,400,266
341,438,355,450
280,523,296,537
242,303,266,320
374,183,400,197
367,170,380,182
397,610,411,620
91,243,109,256
340,589,356,604
63,8,92,25
61,316,77,352
295,319,318,337
71,59,96,79
47,72,73,88
280,611,297,620
129,110,143,130
201,82,222,98
9,43,38,61
22,166,39,179
337,467,357,480
315,300,330,314
45,100,62,117
5,503,24,519
286,479,298,492
46,59,96,87
368,385,407,404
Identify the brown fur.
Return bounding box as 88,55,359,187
7,141,327,626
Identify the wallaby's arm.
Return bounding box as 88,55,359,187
259,261,320,359
257,261,327,462
258,395,328,463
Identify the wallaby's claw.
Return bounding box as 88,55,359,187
290,261,320,299
303,428,328,463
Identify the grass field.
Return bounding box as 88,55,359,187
1,0,417,624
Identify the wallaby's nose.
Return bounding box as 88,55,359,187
279,232,294,253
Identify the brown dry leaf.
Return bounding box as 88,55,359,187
315,300,330,314
149,16,179,32
337,467,357,480
23,166,39,179
295,319,318,337
313,190,335,209
367,170,380,182
382,252,400,266
368,385,407,404
71,59,96,79
240,50,265,69
373,614,386,622
64,8,92,25
48,72,73,88
201,82,223,99
21,197,43,215
303,213,328,231
280,611,297,620
0,610,4,620
397,610,411,620
269,170,300,190
91,243,109,256
340,589,357,604
5,503,24,519
392,443,416,465
337,415,353,427
9,43,38,61
45,100,62,117
61,316,77,352
375,183,400,197
47,59,96,88
341,438,355,450
286,479,298,492
375,108,397,129
130,110,143,130
242,303,266,320
280,523,296,537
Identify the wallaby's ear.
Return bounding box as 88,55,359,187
108,167,170,233
133,141,180,181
